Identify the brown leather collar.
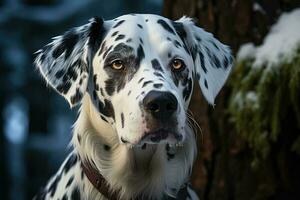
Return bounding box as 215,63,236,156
81,160,186,200
81,161,119,200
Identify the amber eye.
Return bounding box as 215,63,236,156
171,58,185,71
111,60,124,70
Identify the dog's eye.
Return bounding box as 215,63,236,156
111,60,124,70
171,59,185,71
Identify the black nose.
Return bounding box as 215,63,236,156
143,91,178,119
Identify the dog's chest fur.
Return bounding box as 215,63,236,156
33,97,197,200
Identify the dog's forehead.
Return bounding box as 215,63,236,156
105,14,180,45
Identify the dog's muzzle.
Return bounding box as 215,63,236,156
141,91,182,144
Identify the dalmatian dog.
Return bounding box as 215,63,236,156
33,14,233,200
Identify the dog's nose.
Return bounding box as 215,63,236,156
143,91,178,119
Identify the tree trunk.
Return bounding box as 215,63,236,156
163,1,300,200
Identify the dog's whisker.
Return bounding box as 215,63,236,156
186,109,203,144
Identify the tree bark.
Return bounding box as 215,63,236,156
163,0,300,200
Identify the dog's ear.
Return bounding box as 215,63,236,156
34,17,105,107
173,17,234,105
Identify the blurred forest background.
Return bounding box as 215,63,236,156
1,0,300,200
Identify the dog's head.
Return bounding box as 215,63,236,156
35,14,233,147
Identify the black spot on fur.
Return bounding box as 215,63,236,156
52,44,64,59
104,144,111,151
121,113,124,128
172,22,187,40
121,137,128,143
70,88,83,105
98,40,106,56
100,88,104,96
223,56,229,69
145,19,149,22
126,38,132,43
142,143,147,149
153,72,163,78
81,169,84,179
195,36,202,43
205,47,213,66
113,20,125,28
199,51,207,73
204,79,208,89
77,134,81,144
65,176,74,188
56,81,72,94
174,40,182,48
103,45,113,59
138,77,145,83
93,75,99,91
62,194,68,200
196,73,200,80
52,31,79,59
128,90,131,95
79,78,83,85
172,67,190,87
115,34,125,41
210,39,220,50
142,80,153,88
64,154,78,174
101,115,109,122
137,24,143,29
55,69,65,79
88,17,105,57
212,54,221,68
71,187,81,200
111,31,118,37
167,52,172,58
48,173,61,197
139,38,144,44
98,99,115,120
151,59,163,72
183,78,193,101
157,19,175,35
166,37,172,41
61,61,80,82
192,48,199,62
136,44,145,65
153,83,163,89
172,21,189,53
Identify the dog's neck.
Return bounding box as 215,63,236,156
72,95,197,199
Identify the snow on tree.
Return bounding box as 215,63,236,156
229,8,300,165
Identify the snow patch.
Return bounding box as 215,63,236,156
237,8,300,67
246,91,258,103
237,43,256,61
253,3,266,14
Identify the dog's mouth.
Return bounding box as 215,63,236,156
141,128,182,143
121,128,183,148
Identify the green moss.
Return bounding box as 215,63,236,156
228,48,300,163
